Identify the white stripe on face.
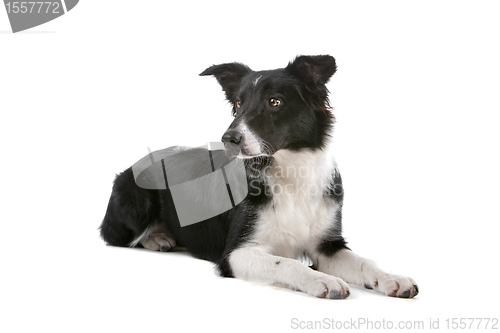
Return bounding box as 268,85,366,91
253,75,262,86
237,122,263,156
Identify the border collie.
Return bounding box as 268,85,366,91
100,55,418,299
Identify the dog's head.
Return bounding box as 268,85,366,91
200,55,337,157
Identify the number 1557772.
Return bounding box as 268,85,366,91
5,2,61,14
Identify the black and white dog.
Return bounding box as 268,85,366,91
100,55,418,299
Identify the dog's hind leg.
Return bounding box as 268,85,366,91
133,224,177,252
100,168,178,252
100,168,159,248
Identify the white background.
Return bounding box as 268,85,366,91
1,1,499,332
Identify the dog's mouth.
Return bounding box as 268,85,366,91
223,141,274,159
223,142,242,158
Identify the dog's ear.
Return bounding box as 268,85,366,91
200,63,252,102
286,55,337,91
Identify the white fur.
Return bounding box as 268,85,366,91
316,249,418,297
229,245,350,298
250,148,339,258
129,224,176,251
253,75,262,86
129,224,153,247
236,122,263,156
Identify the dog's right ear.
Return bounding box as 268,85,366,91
200,63,252,102
286,55,337,92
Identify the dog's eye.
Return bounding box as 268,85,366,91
236,100,241,108
269,98,281,107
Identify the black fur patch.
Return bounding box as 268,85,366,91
317,237,350,257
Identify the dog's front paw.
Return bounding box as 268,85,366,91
305,273,350,299
370,274,418,298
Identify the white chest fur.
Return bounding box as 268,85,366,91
250,148,340,258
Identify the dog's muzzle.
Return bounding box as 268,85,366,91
222,129,243,157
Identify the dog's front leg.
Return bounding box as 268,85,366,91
229,245,350,299
316,249,419,298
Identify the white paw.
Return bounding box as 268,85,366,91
141,233,176,252
304,272,350,299
368,274,419,298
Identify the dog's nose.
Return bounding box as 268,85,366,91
222,129,243,145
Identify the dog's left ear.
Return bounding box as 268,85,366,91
286,55,337,91
200,63,252,102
